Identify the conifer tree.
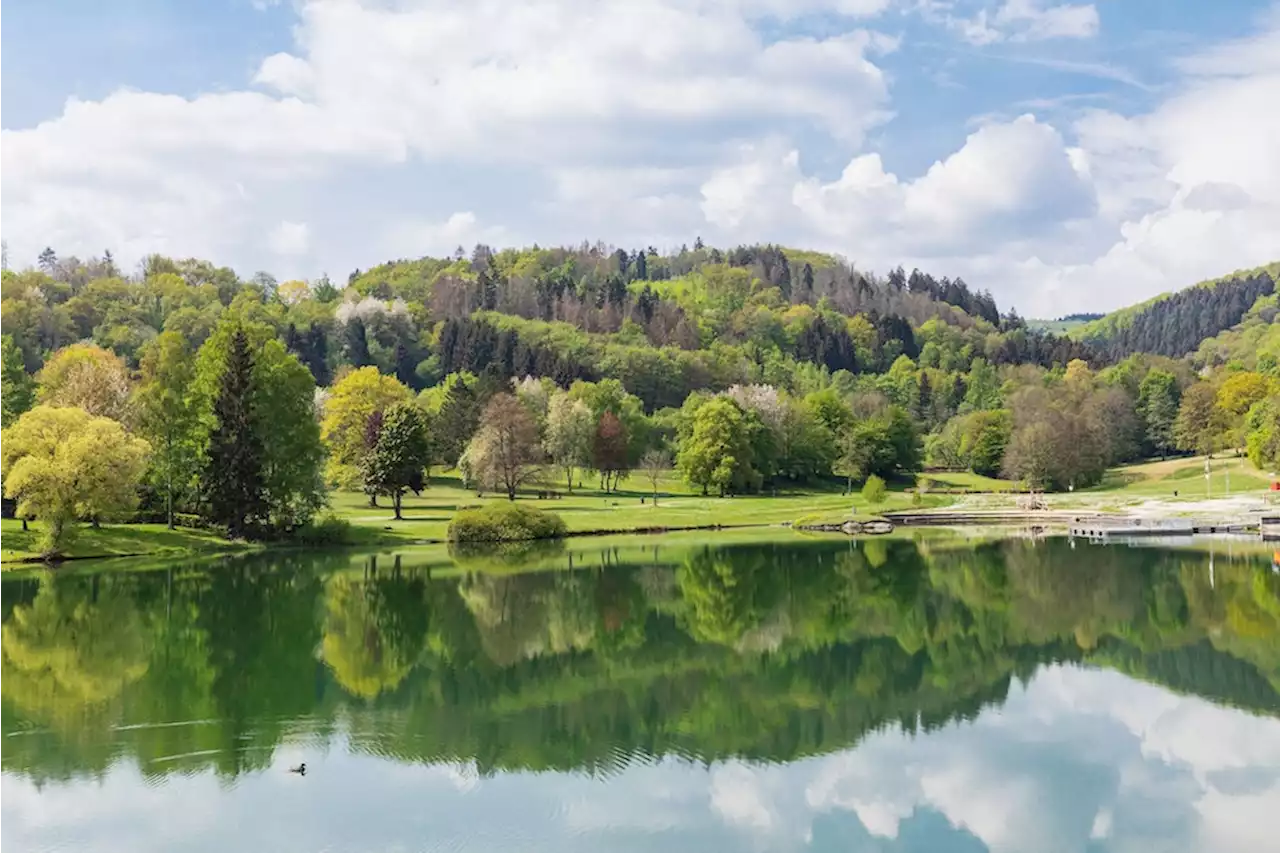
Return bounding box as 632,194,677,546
203,329,266,538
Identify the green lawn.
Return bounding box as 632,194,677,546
1082,454,1272,497
1,518,254,566
331,470,950,543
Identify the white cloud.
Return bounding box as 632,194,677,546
268,220,310,256
703,113,1095,258
2,0,1277,319
1,0,896,276
382,212,510,259
996,0,1099,41
924,0,1099,45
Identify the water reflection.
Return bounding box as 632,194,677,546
2,535,1278,852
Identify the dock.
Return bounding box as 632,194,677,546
1262,516,1280,541
1069,519,1253,540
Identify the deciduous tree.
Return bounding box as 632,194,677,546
466,394,542,501
1,406,150,553
362,402,431,520
593,411,630,492
36,343,133,423
320,366,412,489
135,332,200,528
544,393,593,492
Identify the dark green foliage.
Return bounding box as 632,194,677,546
1080,271,1275,359
1138,369,1182,456
362,402,431,519
202,329,267,538
446,503,568,542
435,376,481,466
1,334,35,427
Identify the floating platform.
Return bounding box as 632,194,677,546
1262,516,1280,541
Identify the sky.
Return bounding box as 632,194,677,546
2,0,1278,317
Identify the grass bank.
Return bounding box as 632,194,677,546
0,518,257,567
331,471,950,543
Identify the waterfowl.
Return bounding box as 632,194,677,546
289,762,306,775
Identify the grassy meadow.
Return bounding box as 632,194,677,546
330,469,950,543
4,453,1273,569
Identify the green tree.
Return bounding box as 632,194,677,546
963,358,1002,412
962,410,1012,477
136,332,200,528
543,393,593,492
36,342,133,423
861,474,887,505
1,406,150,553
362,402,431,520
1138,369,1181,458
320,366,412,490
200,329,266,537
1216,372,1275,450
434,375,482,468
677,397,757,496
1174,383,1221,456
1,334,35,427
1245,397,1280,471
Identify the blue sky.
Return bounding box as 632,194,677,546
3,0,1278,315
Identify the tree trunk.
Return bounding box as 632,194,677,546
393,491,403,520
565,466,574,494
507,484,516,501
368,493,378,508
166,485,175,530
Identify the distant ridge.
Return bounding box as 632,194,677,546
1070,263,1280,359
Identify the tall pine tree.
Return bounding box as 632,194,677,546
203,329,266,538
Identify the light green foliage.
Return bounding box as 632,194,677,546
1245,397,1280,471
36,342,134,423
1175,382,1222,455
1,406,150,553
677,397,758,496
963,358,1002,412
135,332,201,527
320,366,413,488
447,504,567,542
861,474,887,505
544,393,594,492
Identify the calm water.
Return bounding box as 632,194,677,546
3,534,1279,852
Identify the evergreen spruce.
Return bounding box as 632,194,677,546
203,329,266,538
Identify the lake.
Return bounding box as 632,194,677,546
3,533,1279,852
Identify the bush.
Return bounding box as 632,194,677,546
447,503,568,543
292,514,354,546
861,474,887,505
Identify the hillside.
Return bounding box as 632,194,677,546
4,241,1279,528
1071,263,1280,359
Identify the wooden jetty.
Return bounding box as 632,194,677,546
1262,516,1280,541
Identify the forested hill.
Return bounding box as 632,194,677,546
1071,264,1279,360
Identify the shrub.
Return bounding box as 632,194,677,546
861,474,887,505
292,514,354,546
447,503,568,543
